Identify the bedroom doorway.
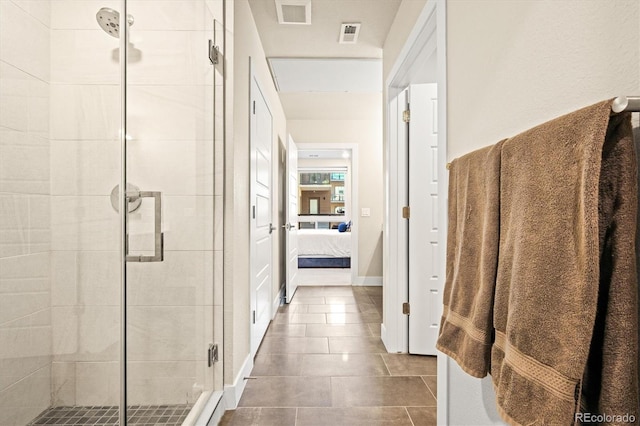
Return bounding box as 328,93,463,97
294,144,359,287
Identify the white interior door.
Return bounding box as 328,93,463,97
408,83,440,355
250,74,273,357
285,135,299,303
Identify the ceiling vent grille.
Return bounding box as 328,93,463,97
275,0,311,25
339,23,361,44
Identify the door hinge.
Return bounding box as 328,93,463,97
253,101,256,114
208,343,219,367
403,109,410,123
252,205,256,219
402,206,410,219
402,302,410,315
208,40,220,65
253,310,256,324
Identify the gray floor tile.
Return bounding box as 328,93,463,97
258,336,329,354
238,376,332,407
233,285,439,424
306,323,373,337
328,336,388,354
382,354,437,376
296,407,413,425
422,375,437,398
406,406,437,426
220,407,296,426
300,353,389,376
252,353,305,376
331,376,436,407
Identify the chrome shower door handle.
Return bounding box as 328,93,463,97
126,190,164,262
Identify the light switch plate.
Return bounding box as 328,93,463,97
361,208,370,217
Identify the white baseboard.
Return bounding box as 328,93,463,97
222,353,253,410
380,322,388,351
352,276,383,286
272,284,285,318
204,391,226,426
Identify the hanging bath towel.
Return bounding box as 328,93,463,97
436,139,504,378
492,100,639,425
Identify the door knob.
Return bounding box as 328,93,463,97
269,223,276,234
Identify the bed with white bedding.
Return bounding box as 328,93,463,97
297,229,351,268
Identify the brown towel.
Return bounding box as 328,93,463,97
436,140,503,378
492,100,639,425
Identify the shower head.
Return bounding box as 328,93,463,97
96,7,134,38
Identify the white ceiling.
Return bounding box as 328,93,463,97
249,0,402,59
269,58,382,93
248,0,402,121
280,92,382,120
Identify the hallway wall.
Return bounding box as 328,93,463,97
288,119,383,279
445,0,640,423
225,0,287,388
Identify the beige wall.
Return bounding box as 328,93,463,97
382,0,428,83
225,0,288,385
445,0,640,423
288,119,383,278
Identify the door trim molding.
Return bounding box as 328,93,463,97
296,142,359,286
384,0,448,423
249,57,274,358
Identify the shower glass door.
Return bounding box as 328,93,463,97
121,0,221,423
0,0,221,424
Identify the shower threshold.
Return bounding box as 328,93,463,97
28,404,192,425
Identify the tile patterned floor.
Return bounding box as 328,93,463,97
28,404,191,425
220,286,437,426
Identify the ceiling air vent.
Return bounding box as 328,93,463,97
275,0,311,25
339,23,361,44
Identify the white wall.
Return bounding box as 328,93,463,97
224,0,288,387
288,119,383,278
382,0,428,84
0,1,52,423
446,1,640,424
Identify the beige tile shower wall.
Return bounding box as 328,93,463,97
49,0,120,407
0,1,52,424
49,0,221,407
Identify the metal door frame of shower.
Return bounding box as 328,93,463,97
118,1,128,424
116,2,224,424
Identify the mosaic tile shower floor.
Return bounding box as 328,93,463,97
29,404,192,425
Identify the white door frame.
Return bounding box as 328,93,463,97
383,0,448,423
296,142,359,286
249,60,274,358
407,83,440,356
285,135,299,302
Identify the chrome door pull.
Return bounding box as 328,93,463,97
126,191,164,262
269,223,276,234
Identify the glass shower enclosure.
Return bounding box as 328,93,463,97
0,0,224,424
